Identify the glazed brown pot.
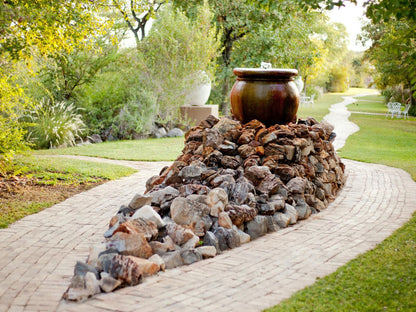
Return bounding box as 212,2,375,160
230,68,300,126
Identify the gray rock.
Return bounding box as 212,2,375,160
233,226,251,244
64,286,91,302
170,197,211,236
315,187,325,201
221,156,241,169
322,183,333,196
129,194,153,210
256,174,283,195
106,232,153,259
213,227,229,251
181,249,203,265
269,194,285,211
105,254,143,286
88,134,102,144
257,202,275,215
273,212,290,228
181,234,200,250
206,188,228,217
96,253,118,273
148,254,166,272
213,227,240,250
87,243,106,267
178,165,204,180
203,231,220,253
219,141,238,155
244,166,271,185
131,205,165,229
111,218,158,241
212,117,241,135
154,127,167,138
149,186,180,211
167,128,184,137
284,203,298,225
186,194,208,205
204,128,223,149
218,211,233,229
69,275,85,289
224,204,257,227
104,221,120,238
100,274,122,293
286,177,308,194
76,141,92,147
196,246,217,258
165,222,195,246
84,272,101,296
245,215,268,239
74,261,99,279
266,215,280,232
226,228,241,249
162,250,183,269
149,236,176,256
294,198,311,220
230,178,255,205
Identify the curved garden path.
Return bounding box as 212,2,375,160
1,96,416,312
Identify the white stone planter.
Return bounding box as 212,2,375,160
185,71,211,106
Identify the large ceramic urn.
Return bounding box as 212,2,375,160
230,68,300,126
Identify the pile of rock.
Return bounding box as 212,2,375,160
64,115,346,301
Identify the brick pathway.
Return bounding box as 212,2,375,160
1,93,415,312
1,159,415,312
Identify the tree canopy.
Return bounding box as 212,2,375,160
0,0,110,60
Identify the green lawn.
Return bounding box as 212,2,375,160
266,91,416,312
20,155,137,183
298,88,377,121
33,87,375,163
348,94,387,114
339,114,416,180
0,156,136,228
33,137,184,161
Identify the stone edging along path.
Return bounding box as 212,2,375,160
1,95,415,312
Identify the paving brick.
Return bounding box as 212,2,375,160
0,125,415,312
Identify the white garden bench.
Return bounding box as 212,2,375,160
386,102,402,118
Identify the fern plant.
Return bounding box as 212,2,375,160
27,99,85,149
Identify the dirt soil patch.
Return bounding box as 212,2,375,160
0,176,104,228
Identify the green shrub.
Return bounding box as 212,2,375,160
326,65,349,92
77,49,145,136
27,99,85,149
381,85,411,104
113,89,158,138
136,2,219,125
0,62,29,165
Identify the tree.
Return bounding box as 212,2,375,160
112,0,166,46
0,0,109,59
361,17,416,112
134,3,219,126
271,0,416,23
0,0,111,160
175,0,273,115
36,37,118,102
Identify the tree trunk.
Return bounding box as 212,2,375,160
302,75,308,96
220,75,230,116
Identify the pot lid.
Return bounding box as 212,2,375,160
233,68,298,79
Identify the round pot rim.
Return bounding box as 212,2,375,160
233,68,298,79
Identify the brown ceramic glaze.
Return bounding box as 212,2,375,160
230,68,299,126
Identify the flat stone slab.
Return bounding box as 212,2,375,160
1,158,415,312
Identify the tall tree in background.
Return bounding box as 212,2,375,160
112,0,166,46
176,0,349,113
0,0,110,160
361,17,416,108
